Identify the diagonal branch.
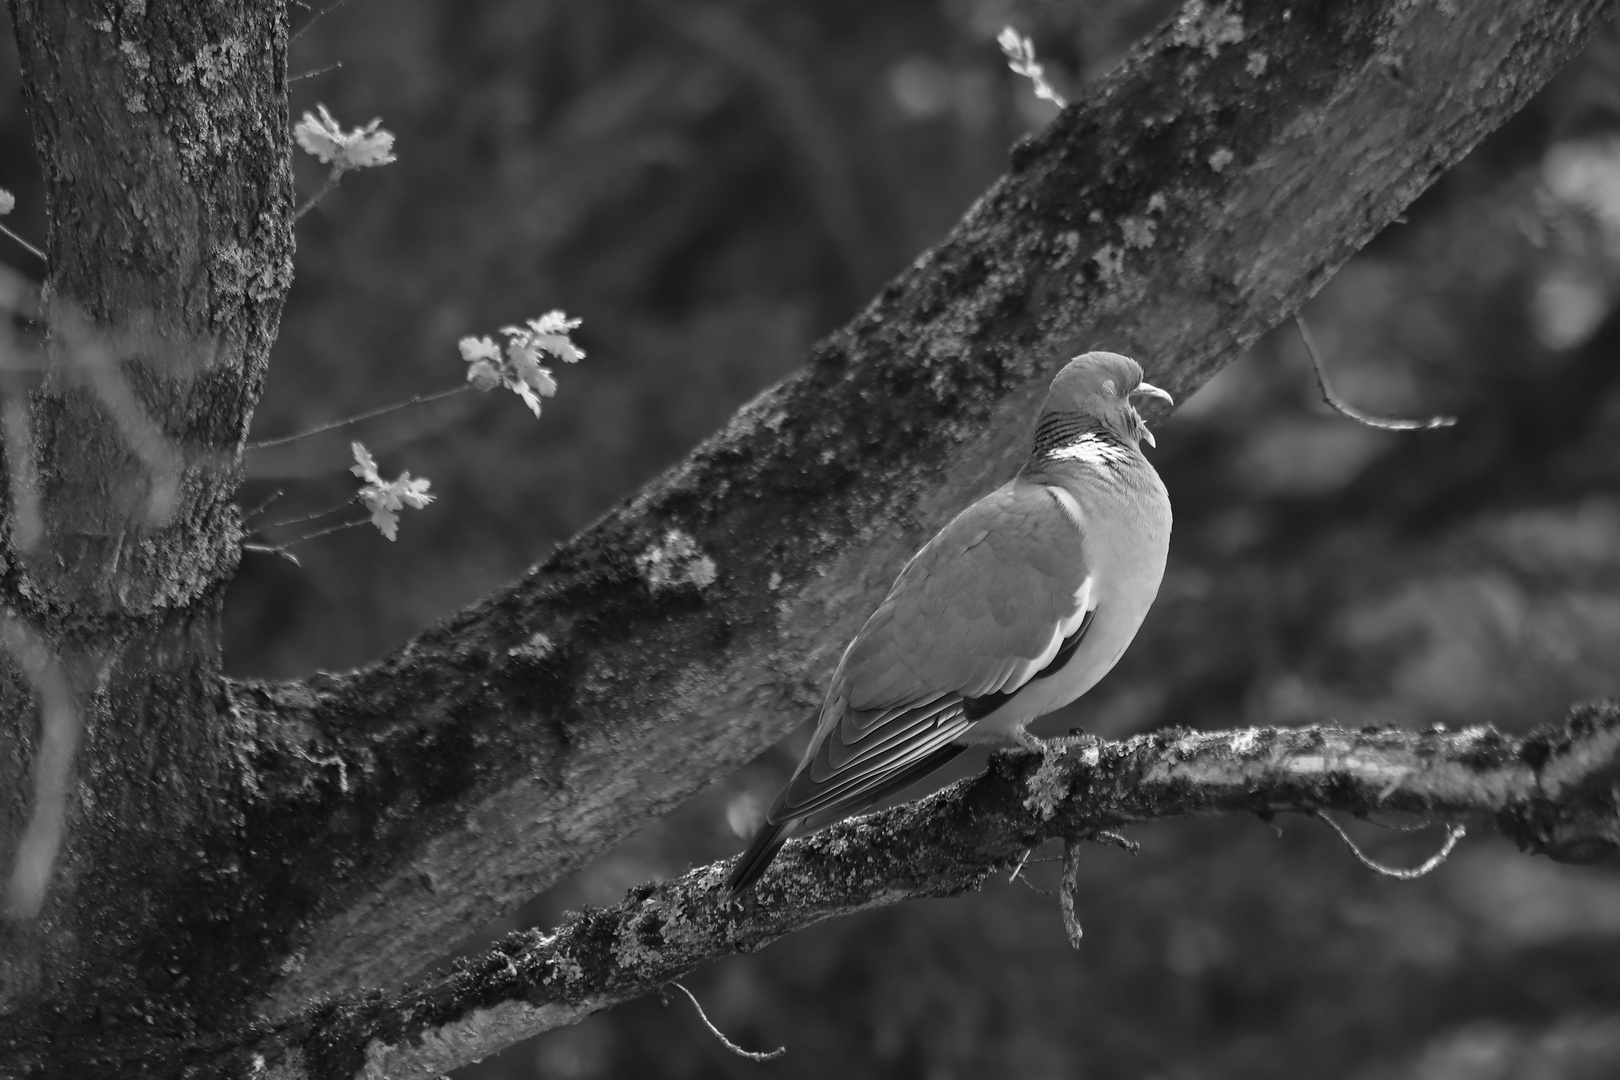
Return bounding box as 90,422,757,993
240,704,1620,1080
228,0,1612,1017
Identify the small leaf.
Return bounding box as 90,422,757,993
368,503,400,541
294,104,397,171
350,441,380,484
351,444,434,540
458,335,500,363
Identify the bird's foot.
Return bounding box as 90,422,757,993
1013,727,1101,755
1047,726,1103,753
1012,728,1047,754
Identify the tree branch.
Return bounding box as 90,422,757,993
236,703,1620,1080
223,0,1611,1016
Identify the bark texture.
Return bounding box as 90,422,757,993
0,0,1612,1075
227,704,1620,1080
0,0,293,1056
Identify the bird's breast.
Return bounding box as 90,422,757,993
964,465,1170,740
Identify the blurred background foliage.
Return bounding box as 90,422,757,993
5,0,1620,1077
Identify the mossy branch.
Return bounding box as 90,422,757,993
242,704,1620,1080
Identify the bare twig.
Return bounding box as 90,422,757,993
242,543,303,567
294,167,343,220
247,384,468,450
1294,313,1458,430
666,982,786,1063
1312,811,1466,880
1092,830,1140,854
281,516,371,546
291,61,343,82
290,0,355,43
0,221,46,263
1059,840,1084,948
241,489,286,524
254,495,357,534
1012,874,1057,898
242,513,370,563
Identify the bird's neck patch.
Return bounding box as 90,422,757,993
1030,412,1135,469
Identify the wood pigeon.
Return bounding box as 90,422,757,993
727,351,1174,896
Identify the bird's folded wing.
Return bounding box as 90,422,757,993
772,482,1092,824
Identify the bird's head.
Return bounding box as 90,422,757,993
1041,351,1173,448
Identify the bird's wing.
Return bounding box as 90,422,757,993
770,481,1093,825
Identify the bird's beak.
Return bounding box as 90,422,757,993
1132,381,1174,407
1131,382,1171,449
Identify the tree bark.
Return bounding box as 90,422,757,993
0,0,293,1056
235,705,1620,1079
0,0,1610,1075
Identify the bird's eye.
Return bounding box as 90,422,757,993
1101,379,1116,396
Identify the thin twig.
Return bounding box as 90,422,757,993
291,60,344,82
1361,816,1447,833
295,168,343,221
1059,840,1084,948
290,0,355,43
242,542,303,567
247,384,469,450
255,495,357,534
241,489,286,524
1091,830,1140,854
1007,848,1032,883
1313,811,1466,880
282,516,371,547
1013,874,1056,898
1294,314,1457,431
243,512,372,562
666,982,786,1063
0,222,46,263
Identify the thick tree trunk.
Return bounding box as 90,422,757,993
0,0,1610,1076
0,0,292,1055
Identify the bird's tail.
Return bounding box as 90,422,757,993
725,818,793,897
